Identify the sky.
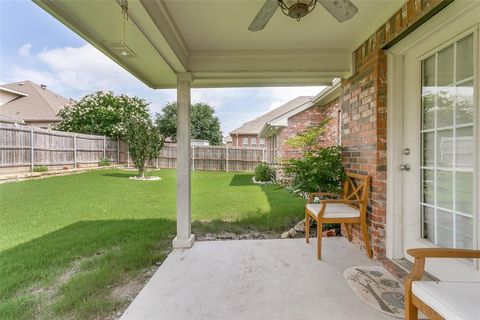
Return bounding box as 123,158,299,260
0,0,324,135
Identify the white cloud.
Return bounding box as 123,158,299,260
8,43,326,134
18,44,32,57
10,44,149,98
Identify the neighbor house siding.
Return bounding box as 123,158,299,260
335,0,450,260
231,134,268,148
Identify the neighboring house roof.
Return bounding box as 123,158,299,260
230,96,312,135
0,114,25,124
0,81,72,122
259,81,341,138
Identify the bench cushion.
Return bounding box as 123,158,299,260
306,203,360,219
412,281,480,320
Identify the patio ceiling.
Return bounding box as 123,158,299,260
34,0,404,88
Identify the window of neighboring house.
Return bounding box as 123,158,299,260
251,138,257,147
242,137,249,147
259,138,265,147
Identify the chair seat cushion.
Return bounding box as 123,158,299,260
306,203,360,219
412,281,480,320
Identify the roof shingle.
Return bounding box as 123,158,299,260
0,81,71,122
230,96,312,135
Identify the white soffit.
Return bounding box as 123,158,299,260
33,0,404,89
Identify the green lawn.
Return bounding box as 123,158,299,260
0,169,305,320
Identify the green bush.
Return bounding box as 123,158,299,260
283,146,345,194
99,158,111,166
254,163,275,182
33,166,48,173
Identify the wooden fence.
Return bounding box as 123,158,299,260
0,123,267,172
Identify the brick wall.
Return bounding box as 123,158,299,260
337,0,450,259
277,100,341,160
340,49,387,259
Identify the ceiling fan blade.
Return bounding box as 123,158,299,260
248,0,279,32
317,0,358,22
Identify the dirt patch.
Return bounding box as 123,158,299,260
196,231,278,241
108,265,159,319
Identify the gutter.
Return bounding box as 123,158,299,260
311,78,342,105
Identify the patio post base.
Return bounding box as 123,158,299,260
172,234,195,249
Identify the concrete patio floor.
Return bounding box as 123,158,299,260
121,237,394,320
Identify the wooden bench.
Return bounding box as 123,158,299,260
305,172,371,260
404,248,480,320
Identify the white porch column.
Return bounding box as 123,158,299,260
172,72,195,249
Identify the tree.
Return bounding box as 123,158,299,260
155,102,223,145
124,116,164,178
55,91,150,137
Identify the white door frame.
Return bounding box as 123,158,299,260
386,0,480,261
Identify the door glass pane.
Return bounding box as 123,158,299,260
456,34,474,81
437,44,454,86
420,33,476,249
456,215,473,249
456,126,474,168
423,55,436,87
422,169,434,205
456,172,473,215
422,132,434,166
437,87,454,127
456,80,474,125
422,206,435,243
437,171,453,210
422,56,436,129
436,129,453,167
437,210,453,247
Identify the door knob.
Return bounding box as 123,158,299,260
400,164,411,171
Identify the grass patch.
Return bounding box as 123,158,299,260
0,169,305,319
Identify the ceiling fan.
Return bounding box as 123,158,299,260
248,0,358,32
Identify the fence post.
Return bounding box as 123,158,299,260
192,145,195,171
225,146,229,172
73,134,77,168
117,138,120,164
30,126,34,172
103,136,106,159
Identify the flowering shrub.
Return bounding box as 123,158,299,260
284,146,345,194
55,91,150,137
283,124,345,194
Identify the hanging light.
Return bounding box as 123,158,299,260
278,0,317,21
104,0,136,58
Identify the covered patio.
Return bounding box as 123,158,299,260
31,0,480,318
32,0,410,250
120,238,390,320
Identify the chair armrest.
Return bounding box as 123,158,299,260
407,248,480,259
307,192,341,203
405,248,480,289
319,199,361,205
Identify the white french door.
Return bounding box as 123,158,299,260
402,20,480,280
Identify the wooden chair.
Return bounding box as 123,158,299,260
305,172,372,260
404,248,480,320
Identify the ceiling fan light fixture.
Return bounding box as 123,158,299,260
278,0,317,21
